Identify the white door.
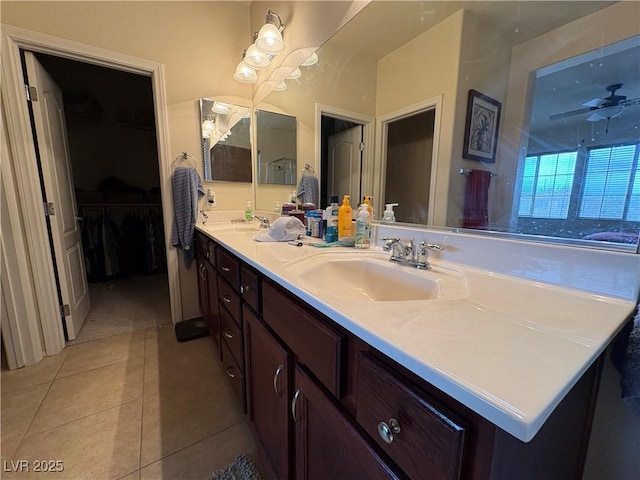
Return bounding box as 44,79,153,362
327,125,363,210
25,52,90,340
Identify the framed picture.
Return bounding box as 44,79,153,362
462,89,502,163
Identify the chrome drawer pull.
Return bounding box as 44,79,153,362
199,264,206,280
223,295,232,304
223,329,233,339
291,388,301,423
273,365,284,398
226,367,235,379
378,418,401,444
240,285,250,294
221,265,231,272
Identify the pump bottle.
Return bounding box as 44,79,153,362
324,195,339,243
355,207,371,249
338,195,354,240
245,201,254,222
382,203,398,222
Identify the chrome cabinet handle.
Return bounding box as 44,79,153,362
273,365,284,398
240,285,250,294
199,264,206,280
221,265,231,272
223,295,232,304
226,367,235,378
291,388,301,423
223,329,233,339
377,418,401,444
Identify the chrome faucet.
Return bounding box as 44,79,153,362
382,237,443,270
251,214,271,229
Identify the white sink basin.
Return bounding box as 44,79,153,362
283,252,467,302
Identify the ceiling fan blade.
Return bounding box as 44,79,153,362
622,97,640,106
549,107,593,120
582,97,607,108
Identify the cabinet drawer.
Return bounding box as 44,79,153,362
218,278,241,325
356,353,465,480
263,280,345,398
240,265,260,313
220,303,243,368
216,247,240,289
206,240,216,266
222,340,245,412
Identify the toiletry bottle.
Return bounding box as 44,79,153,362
338,195,354,240
245,201,254,222
325,195,339,243
363,195,374,218
382,203,398,222
355,207,371,249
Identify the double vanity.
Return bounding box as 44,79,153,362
194,220,637,479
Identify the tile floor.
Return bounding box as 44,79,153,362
1,326,262,479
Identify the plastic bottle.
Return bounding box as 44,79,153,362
338,195,354,240
244,201,254,222
382,203,398,222
362,195,374,219
355,207,371,249
324,195,339,243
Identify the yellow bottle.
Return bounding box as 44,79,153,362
338,195,353,240
362,195,374,218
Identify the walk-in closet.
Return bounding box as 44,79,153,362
35,53,170,343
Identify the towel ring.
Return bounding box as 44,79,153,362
172,152,197,168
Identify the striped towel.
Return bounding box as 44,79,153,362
297,175,319,206
171,166,204,268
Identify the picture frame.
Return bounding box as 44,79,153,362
462,89,502,163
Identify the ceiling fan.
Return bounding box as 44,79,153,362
549,83,640,122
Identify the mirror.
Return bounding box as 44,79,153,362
254,1,639,251
199,99,251,182
256,109,297,185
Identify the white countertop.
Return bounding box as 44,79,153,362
196,221,638,442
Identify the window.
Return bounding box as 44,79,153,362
518,151,577,218
579,144,640,220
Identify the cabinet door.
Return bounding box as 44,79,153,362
293,365,400,480
244,307,292,480
204,260,220,355
196,252,209,321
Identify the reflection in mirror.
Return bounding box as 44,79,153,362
514,35,639,244
255,1,639,251
200,99,251,182
256,110,297,185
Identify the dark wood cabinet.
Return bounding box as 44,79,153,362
293,364,401,480
204,260,219,353
195,251,208,326
244,306,292,480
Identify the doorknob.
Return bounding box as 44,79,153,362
75,215,84,229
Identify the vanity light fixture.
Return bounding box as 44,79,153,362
301,52,319,67
244,44,271,69
255,10,285,55
274,81,287,92
287,67,302,80
233,51,258,84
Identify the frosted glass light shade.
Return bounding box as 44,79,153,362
287,68,302,80
301,52,318,67
201,119,215,138
244,44,271,69
255,23,285,54
233,62,258,84
274,82,287,92
212,102,231,114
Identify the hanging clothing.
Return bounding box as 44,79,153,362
171,166,204,268
463,169,491,229
297,175,319,206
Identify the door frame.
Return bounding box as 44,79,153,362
315,103,374,207
1,25,181,358
375,96,443,225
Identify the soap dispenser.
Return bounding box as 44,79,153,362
355,207,371,249
244,201,254,222
338,195,354,240
382,203,398,222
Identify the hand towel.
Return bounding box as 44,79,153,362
297,175,319,206
171,166,204,268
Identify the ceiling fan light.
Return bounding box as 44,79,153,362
274,81,287,92
211,101,231,114
301,52,319,67
588,105,625,121
287,68,302,80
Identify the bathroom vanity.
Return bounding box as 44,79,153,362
194,224,637,480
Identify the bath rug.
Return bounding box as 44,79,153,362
211,454,262,480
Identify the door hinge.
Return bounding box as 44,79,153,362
43,202,55,216
359,142,365,151
61,304,70,317
25,85,38,102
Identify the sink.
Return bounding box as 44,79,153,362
283,252,467,302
